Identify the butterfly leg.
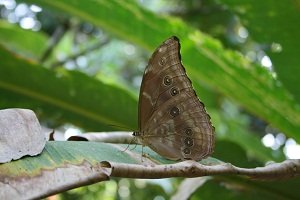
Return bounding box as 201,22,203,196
121,136,138,152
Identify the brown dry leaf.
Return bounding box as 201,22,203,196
0,161,110,199
0,108,46,163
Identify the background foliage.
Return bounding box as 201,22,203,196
1,0,300,199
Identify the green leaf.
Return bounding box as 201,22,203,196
0,19,48,59
214,140,255,167
219,0,300,103
212,110,285,163
192,176,300,200
0,141,296,199
17,0,300,142
0,141,140,199
0,141,219,175
0,46,137,131
0,142,137,176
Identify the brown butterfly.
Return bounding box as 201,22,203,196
133,36,215,161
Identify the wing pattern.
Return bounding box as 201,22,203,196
136,36,215,161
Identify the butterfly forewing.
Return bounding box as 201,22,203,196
138,37,182,128
137,36,215,161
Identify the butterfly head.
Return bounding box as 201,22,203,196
132,131,141,137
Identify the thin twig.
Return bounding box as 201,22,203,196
50,38,109,68
40,20,70,63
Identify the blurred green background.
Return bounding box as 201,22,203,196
1,0,300,199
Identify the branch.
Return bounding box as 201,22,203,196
101,159,300,180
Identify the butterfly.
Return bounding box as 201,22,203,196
133,36,215,161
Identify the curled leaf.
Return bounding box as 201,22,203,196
0,108,46,163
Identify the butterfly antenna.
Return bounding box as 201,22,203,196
107,124,131,131
141,145,145,162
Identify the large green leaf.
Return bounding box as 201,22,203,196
0,141,219,198
0,141,139,199
0,142,138,175
0,20,48,59
220,0,300,103
212,110,285,163
0,141,297,199
17,0,300,142
0,46,137,131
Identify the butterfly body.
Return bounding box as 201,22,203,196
135,36,215,161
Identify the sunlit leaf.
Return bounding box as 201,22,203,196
0,20,48,59
18,0,300,142
220,0,300,103
0,46,137,131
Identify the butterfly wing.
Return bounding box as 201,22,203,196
144,89,215,160
138,36,215,161
138,36,181,128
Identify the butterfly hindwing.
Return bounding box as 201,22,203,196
145,89,214,160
